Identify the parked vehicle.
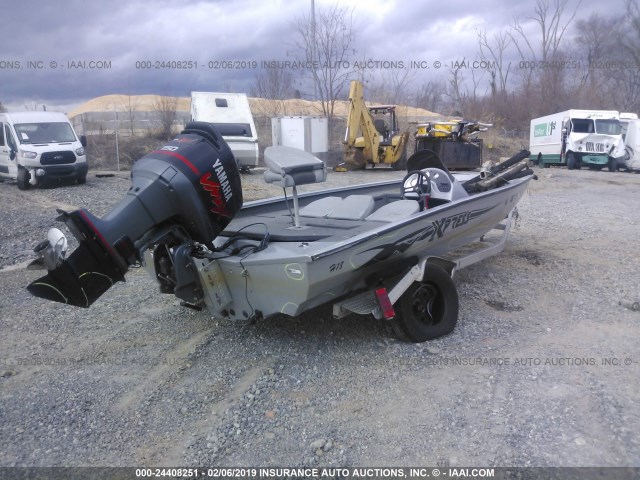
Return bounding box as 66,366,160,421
190,92,259,172
620,112,640,171
0,111,87,189
26,123,535,343
337,80,409,171
529,110,625,171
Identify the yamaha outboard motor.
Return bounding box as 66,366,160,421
27,122,243,307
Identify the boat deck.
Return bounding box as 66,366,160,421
221,204,390,242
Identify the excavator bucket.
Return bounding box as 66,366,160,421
345,148,368,169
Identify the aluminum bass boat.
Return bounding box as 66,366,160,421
26,123,535,342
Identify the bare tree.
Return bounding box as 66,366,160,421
363,66,414,105
510,0,581,115
292,3,356,118
153,95,178,140
572,14,621,108
477,29,513,96
618,0,640,111
121,93,138,137
445,65,468,116
380,67,415,105
250,68,294,116
413,80,445,114
626,0,640,62
533,0,580,63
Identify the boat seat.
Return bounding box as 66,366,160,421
263,146,326,188
366,200,420,222
300,196,342,218
328,195,375,220
301,195,375,220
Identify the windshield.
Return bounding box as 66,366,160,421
595,119,621,135
14,122,77,144
571,118,594,133
212,123,253,137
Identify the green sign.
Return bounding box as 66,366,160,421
534,123,548,137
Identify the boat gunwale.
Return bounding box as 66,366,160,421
222,175,532,262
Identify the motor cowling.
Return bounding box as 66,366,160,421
27,122,243,307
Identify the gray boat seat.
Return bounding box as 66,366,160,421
263,146,326,188
328,195,375,220
301,195,375,220
299,196,342,218
366,200,420,222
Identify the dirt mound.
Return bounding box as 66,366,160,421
68,94,440,119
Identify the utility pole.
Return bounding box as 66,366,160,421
113,103,120,171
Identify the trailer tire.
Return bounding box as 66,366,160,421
393,264,459,343
17,168,31,190
567,152,577,170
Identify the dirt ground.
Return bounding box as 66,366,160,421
0,165,639,469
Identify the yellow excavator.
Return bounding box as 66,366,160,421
336,80,409,171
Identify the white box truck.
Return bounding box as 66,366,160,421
0,111,88,189
620,112,640,171
190,92,259,172
529,110,626,171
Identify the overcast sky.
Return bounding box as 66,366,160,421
0,0,629,112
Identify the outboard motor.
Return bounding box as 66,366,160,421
27,122,243,307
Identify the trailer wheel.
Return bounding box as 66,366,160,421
17,168,31,190
393,264,459,343
567,152,577,170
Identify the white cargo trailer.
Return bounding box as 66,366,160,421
529,110,625,171
271,116,328,158
620,112,640,171
190,92,259,171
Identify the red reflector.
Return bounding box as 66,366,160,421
375,287,395,320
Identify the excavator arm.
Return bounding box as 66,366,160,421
343,81,380,169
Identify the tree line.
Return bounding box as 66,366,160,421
251,0,640,131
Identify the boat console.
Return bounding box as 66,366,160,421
261,146,470,231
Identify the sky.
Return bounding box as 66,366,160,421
0,0,630,112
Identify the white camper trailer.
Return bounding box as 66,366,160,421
529,110,625,171
190,92,259,171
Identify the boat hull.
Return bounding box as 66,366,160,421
203,175,531,320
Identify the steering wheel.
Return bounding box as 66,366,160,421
401,170,431,211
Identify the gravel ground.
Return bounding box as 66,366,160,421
0,165,639,468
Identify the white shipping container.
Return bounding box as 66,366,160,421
271,116,328,155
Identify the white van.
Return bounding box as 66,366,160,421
0,111,88,189
190,92,259,171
